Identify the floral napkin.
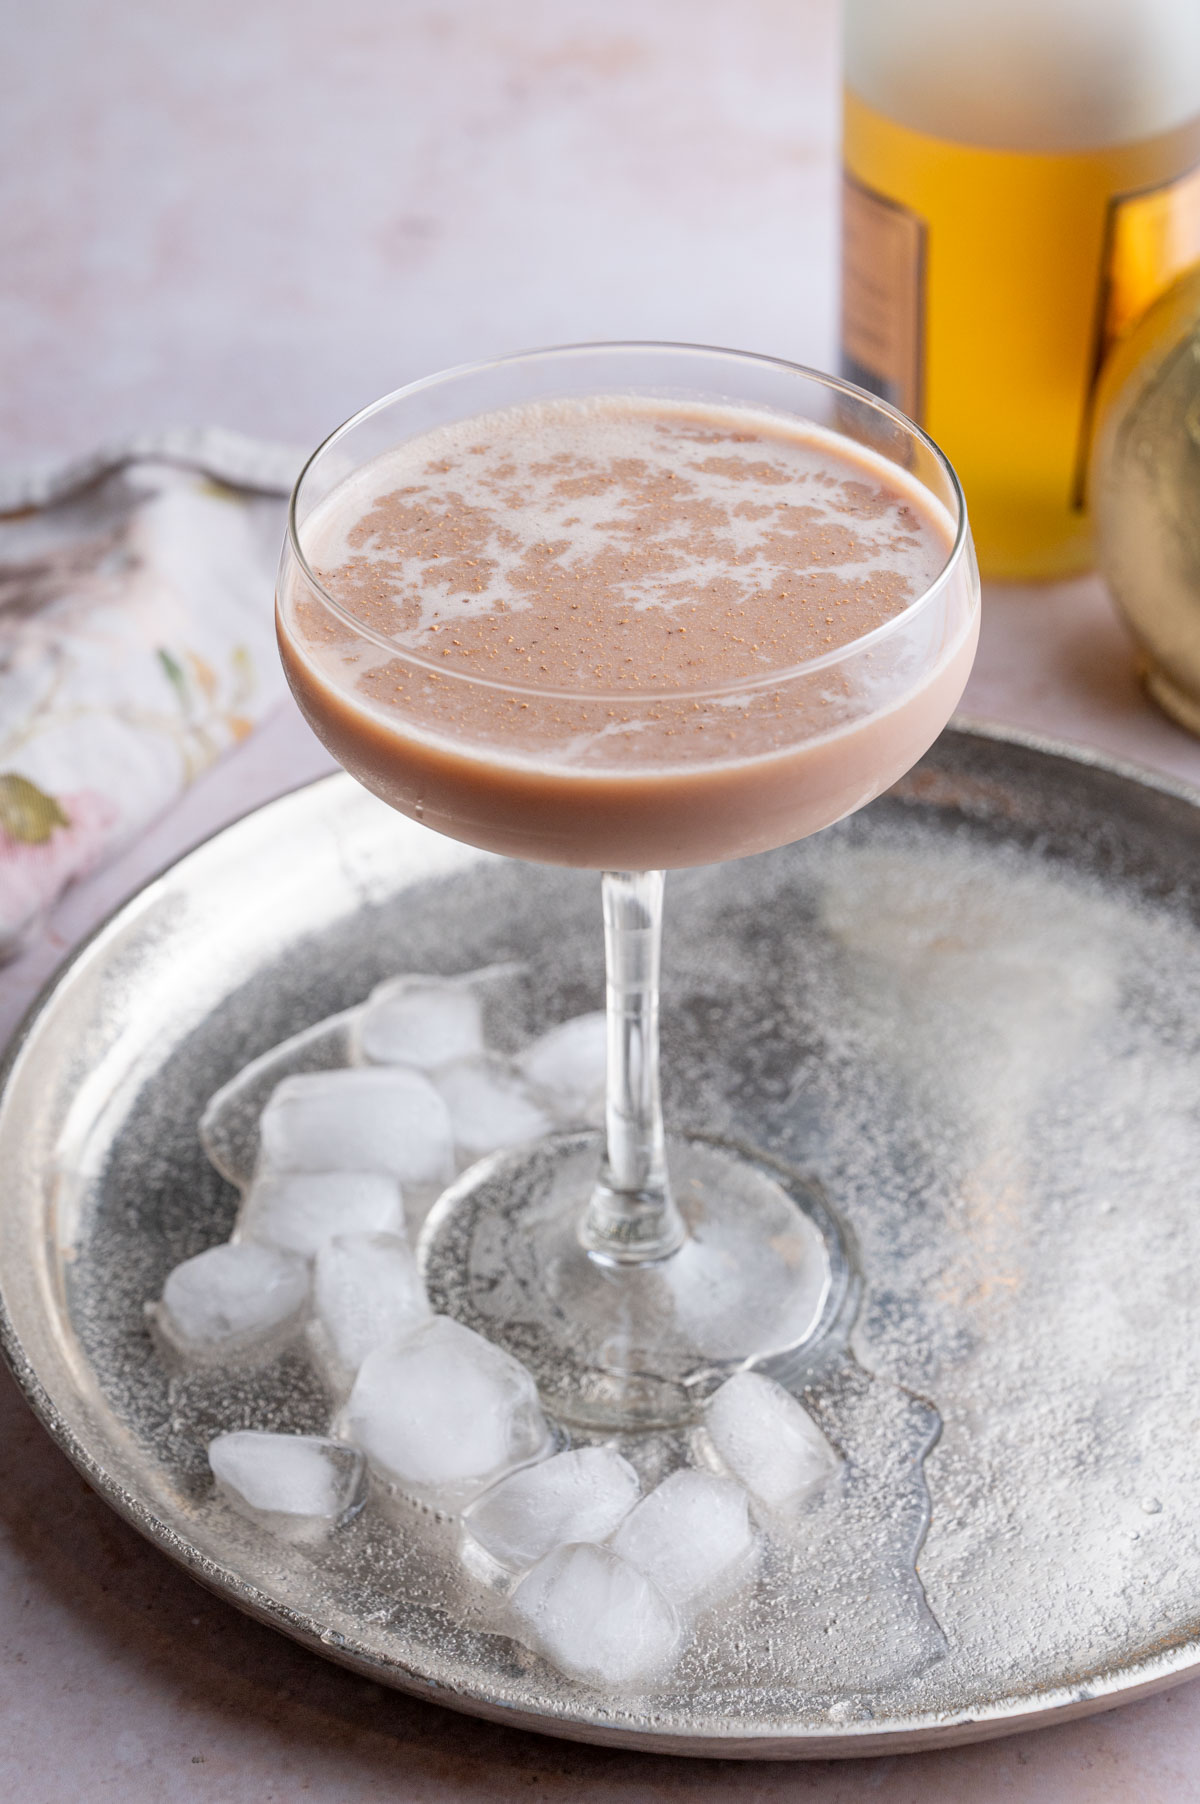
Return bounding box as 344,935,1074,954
0,428,304,960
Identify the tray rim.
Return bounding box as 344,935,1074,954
3,714,1200,1760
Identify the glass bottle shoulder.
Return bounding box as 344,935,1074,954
844,0,1200,151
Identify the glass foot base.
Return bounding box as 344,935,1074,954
418,1130,848,1429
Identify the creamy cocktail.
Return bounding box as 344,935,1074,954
279,395,972,871
277,344,980,1427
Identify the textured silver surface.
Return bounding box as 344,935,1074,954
2,724,1200,1758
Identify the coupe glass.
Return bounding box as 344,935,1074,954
277,343,980,1429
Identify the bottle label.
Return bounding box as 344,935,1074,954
1073,159,1200,501
842,89,1200,580
841,172,926,423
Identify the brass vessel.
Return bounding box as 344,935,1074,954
1092,263,1200,735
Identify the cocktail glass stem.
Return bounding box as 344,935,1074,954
581,869,686,1264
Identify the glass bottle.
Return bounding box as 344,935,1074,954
842,0,1200,581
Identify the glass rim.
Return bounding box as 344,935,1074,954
284,340,973,705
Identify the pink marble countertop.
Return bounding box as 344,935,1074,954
3,3,1200,1797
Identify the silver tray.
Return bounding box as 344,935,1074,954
3,722,1200,1759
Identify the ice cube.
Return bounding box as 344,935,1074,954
209,1431,365,1529
519,1012,607,1120
434,1055,554,1159
357,974,485,1069
509,1543,682,1689
157,1242,309,1360
258,1068,454,1186
238,1170,404,1258
611,1469,754,1608
313,1231,431,1382
464,1446,640,1571
704,1372,839,1509
340,1315,551,1505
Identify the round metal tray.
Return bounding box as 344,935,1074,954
3,722,1200,1758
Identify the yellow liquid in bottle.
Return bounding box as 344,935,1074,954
842,88,1200,581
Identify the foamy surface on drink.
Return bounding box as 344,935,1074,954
285,396,957,771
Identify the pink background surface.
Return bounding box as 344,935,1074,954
3,2,1200,1796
